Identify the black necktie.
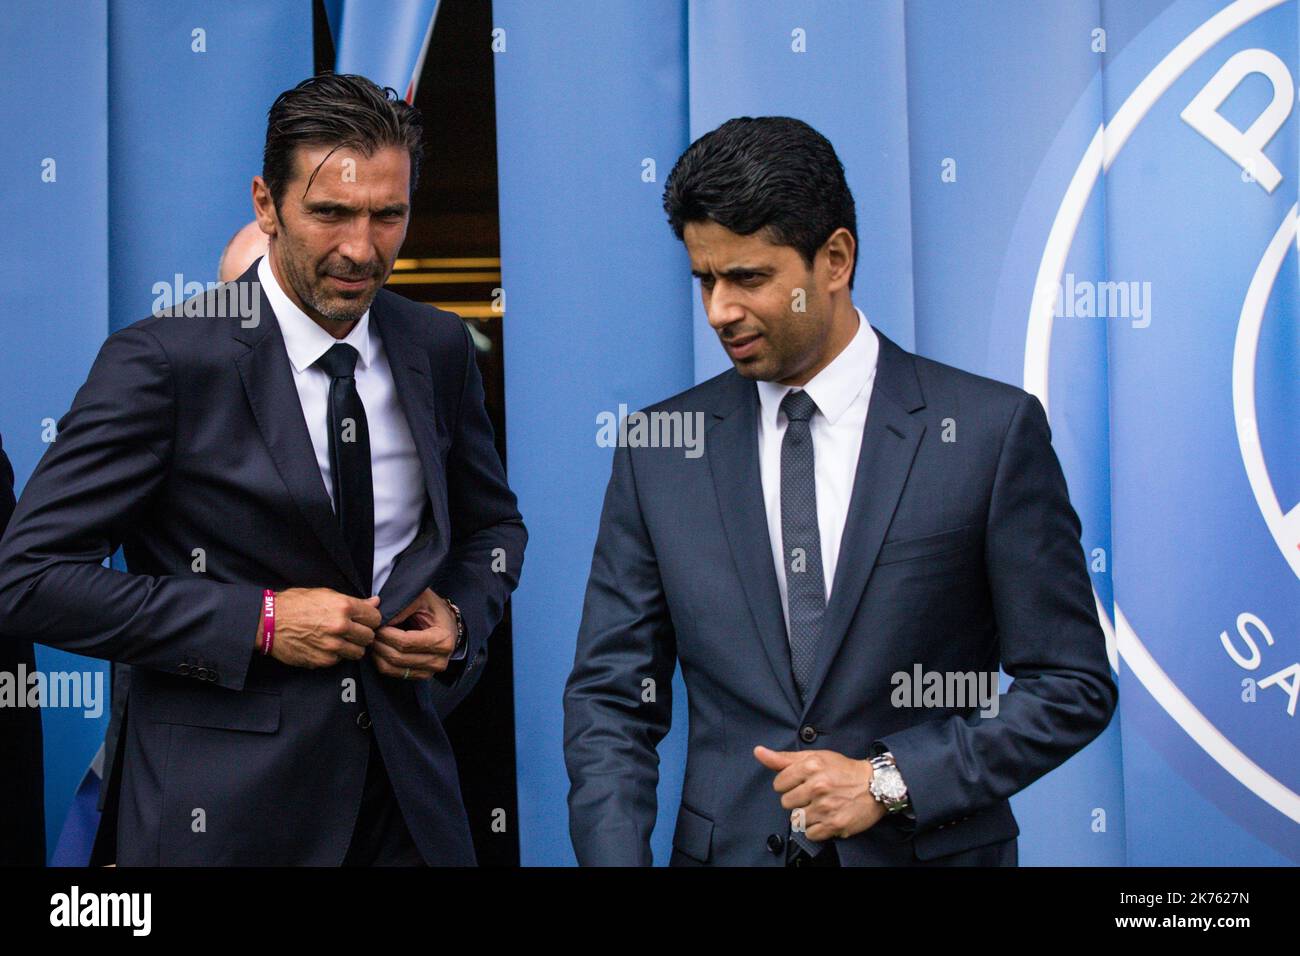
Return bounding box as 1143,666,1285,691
315,343,374,594
780,388,825,860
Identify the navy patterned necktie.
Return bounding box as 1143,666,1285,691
781,388,825,702
315,343,374,594
780,388,826,859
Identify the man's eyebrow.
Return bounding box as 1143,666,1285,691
302,200,410,216
691,266,771,278
304,199,358,213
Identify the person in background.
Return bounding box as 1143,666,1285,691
218,220,270,283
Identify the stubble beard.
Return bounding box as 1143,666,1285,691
281,244,376,328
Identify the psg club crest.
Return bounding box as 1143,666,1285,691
1021,0,1298,857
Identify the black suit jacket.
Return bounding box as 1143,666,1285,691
0,434,45,865
0,261,526,865
564,328,1116,865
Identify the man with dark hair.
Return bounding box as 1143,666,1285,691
0,73,526,865
564,116,1116,866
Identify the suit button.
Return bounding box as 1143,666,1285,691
766,834,785,854
799,725,818,744
356,711,372,730
195,667,210,681
178,663,192,676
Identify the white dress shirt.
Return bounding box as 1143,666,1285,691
756,307,880,640
257,255,425,595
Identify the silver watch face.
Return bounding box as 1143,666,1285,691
872,766,907,802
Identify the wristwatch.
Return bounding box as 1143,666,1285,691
868,751,911,814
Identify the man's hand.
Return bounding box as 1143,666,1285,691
371,588,458,681
754,745,887,841
257,588,381,669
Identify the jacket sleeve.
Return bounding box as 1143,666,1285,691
0,325,264,691
872,392,1118,833
0,434,15,530
563,442,676,866
428,320,527,707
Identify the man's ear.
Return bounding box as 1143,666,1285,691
821,227,855,293
250,176,279,238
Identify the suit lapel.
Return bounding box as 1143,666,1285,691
801,329,926,712
233,265,365,594
708,374,802,717
371,298,448,606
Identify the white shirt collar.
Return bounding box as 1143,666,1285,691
757,306,879,428
257,254,373,375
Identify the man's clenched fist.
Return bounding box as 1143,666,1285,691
754,745,887,841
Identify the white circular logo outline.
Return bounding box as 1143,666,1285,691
1233,204,1300,581
1024,0,1300,824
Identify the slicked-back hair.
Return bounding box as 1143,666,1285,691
262,72,425,212
662,116,858,288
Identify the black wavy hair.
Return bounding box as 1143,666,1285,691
663,116,858,288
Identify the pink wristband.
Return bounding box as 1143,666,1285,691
261,589,275,656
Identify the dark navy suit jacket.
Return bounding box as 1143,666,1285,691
564,328,1116,866
0,261,526,865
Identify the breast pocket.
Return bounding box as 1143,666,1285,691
876,525,975,567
